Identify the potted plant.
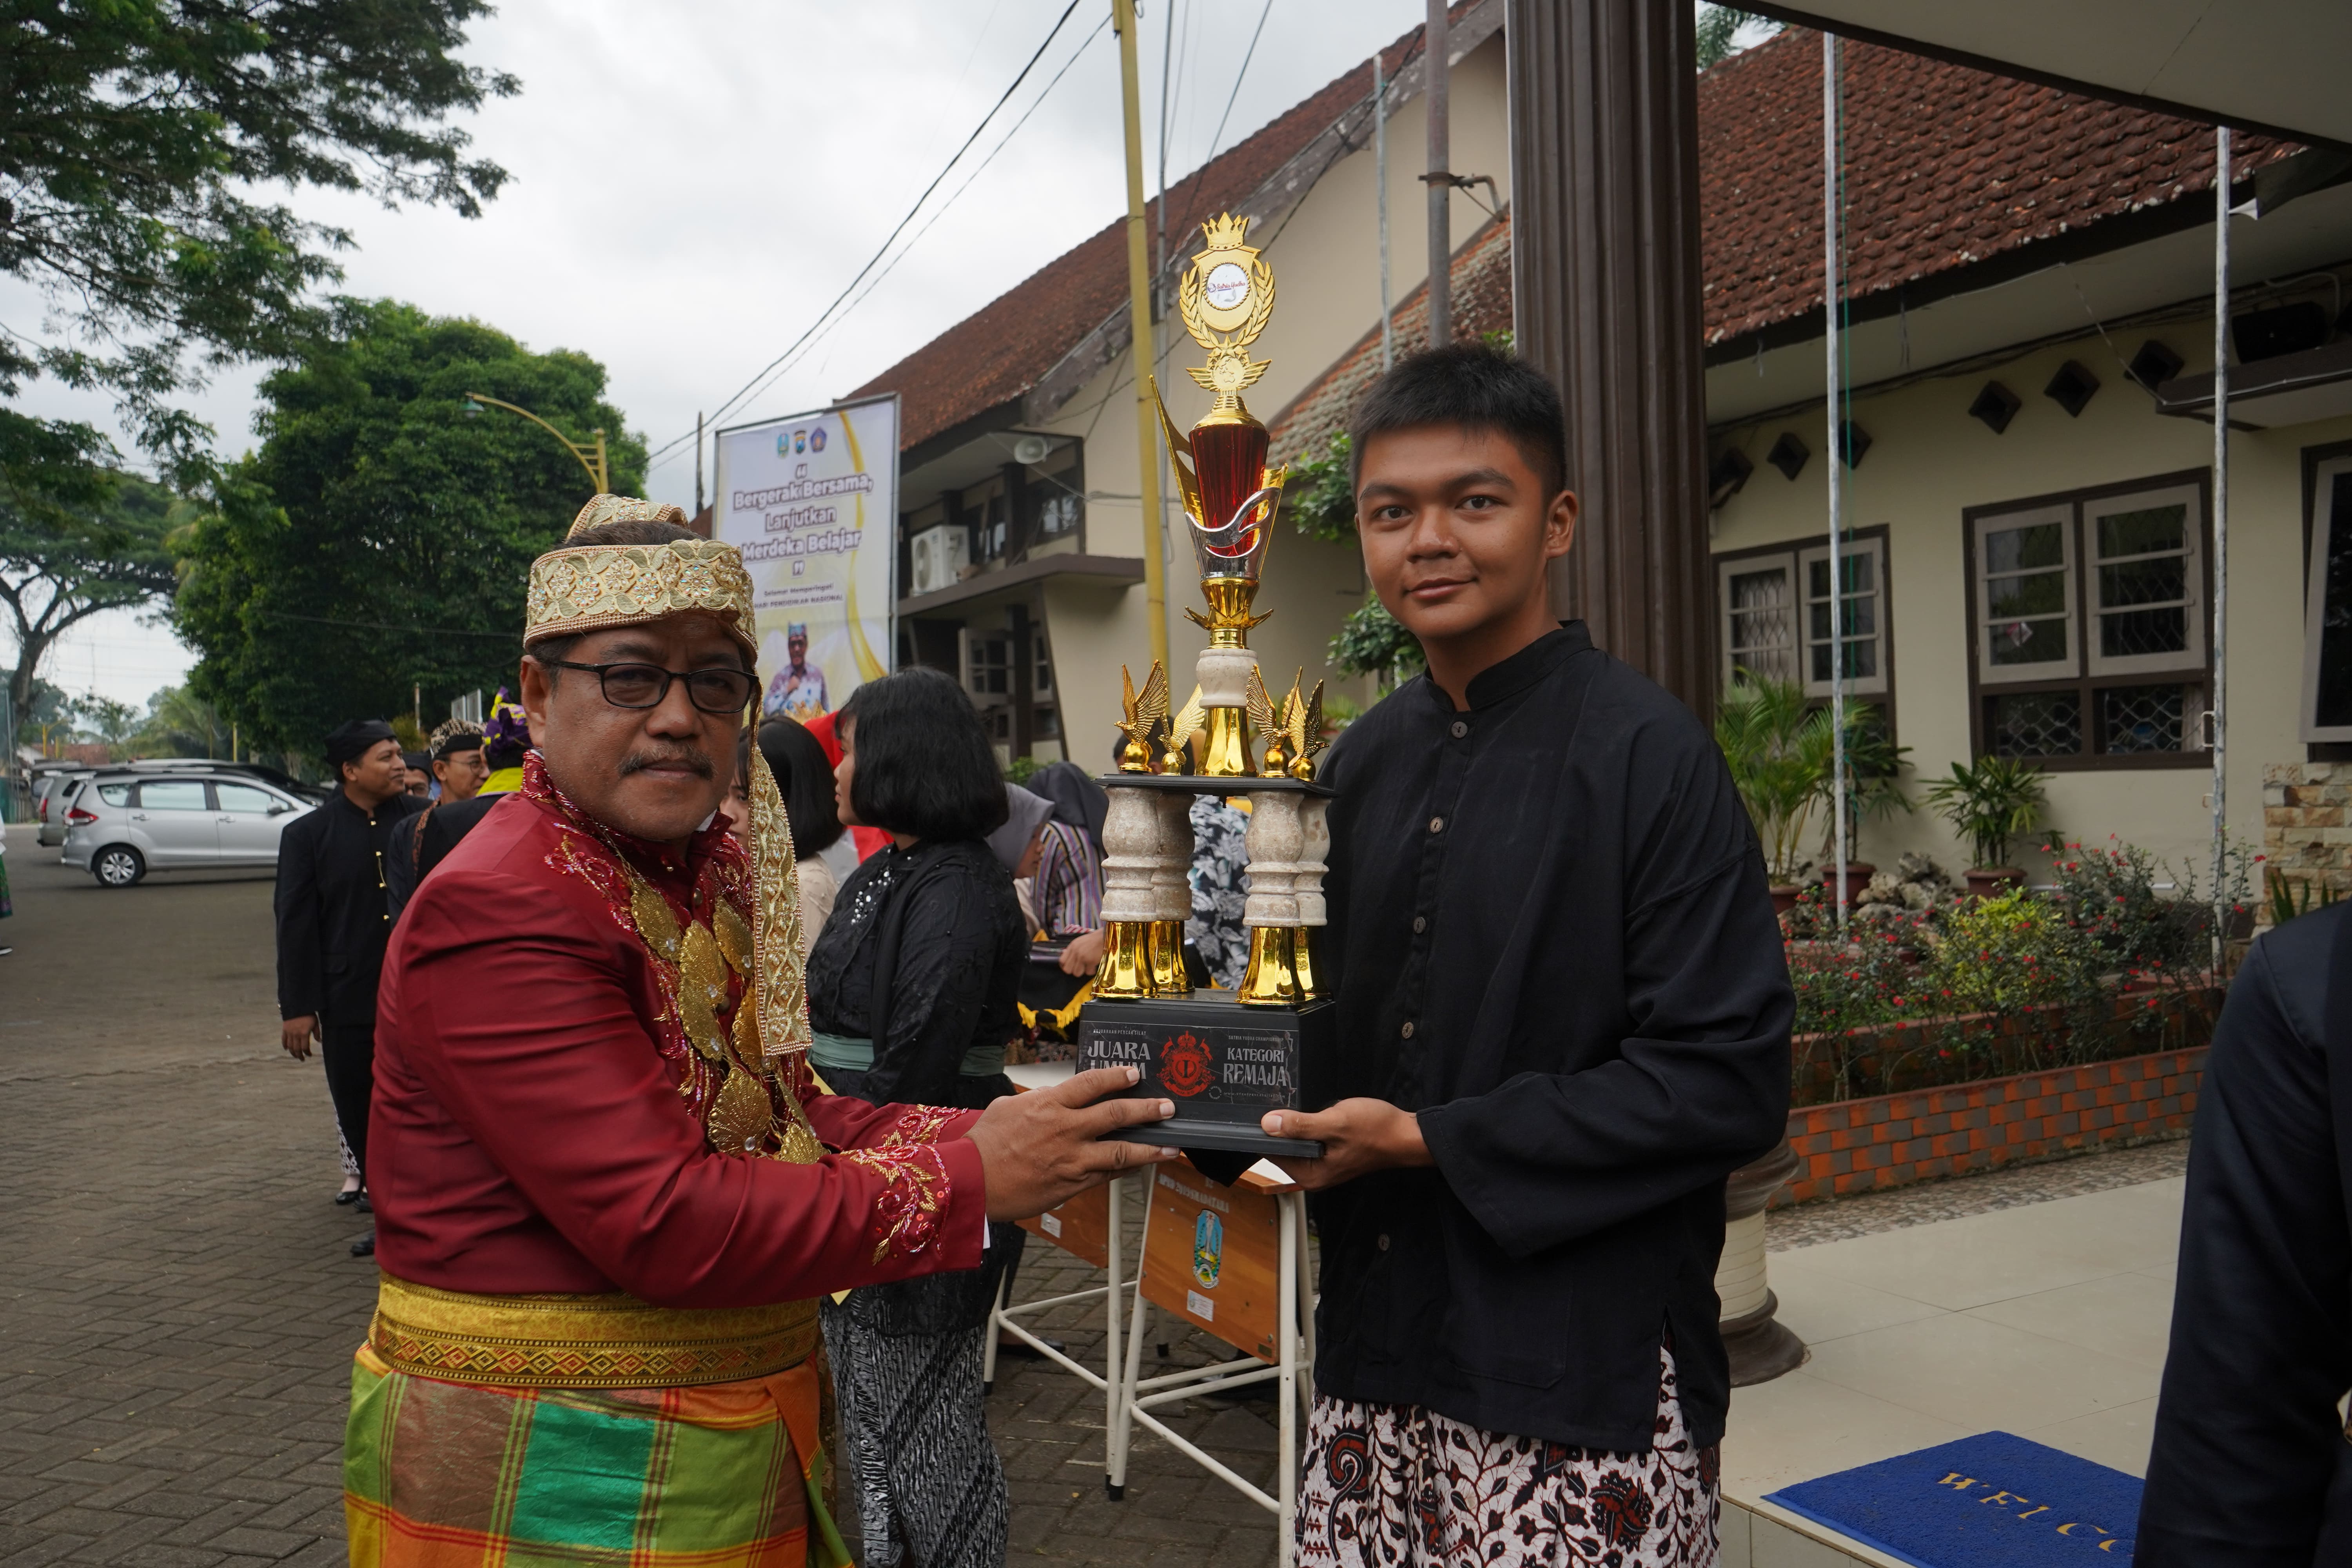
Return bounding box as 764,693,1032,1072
1714,675,1833,911
1923,755,2048,897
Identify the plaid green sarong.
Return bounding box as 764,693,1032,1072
345,1344,849,1567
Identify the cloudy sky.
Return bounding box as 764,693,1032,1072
15,0,1434,708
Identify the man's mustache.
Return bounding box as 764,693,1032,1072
618,746,715,780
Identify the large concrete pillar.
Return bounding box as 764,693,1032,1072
1505,0,1716,717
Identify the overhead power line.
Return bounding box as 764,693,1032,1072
646,0,1088,466
678,15,1114,453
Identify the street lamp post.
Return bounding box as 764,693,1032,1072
462,393,609,494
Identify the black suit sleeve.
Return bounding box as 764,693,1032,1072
274,815,324,1020
2136,911,2352,1565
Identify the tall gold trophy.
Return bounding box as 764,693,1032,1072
1078,213,1333,1164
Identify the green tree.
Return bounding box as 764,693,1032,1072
3,0,515,488
1327,592,1425,692
1285,432,1356,544
173,299,645,757
66,692,139,752
129,683,229,759
1,464,181,758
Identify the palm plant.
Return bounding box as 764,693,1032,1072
1923,755,2048,870
1714,674,1835,882
1696,7,1781,69
1819,711,1912,864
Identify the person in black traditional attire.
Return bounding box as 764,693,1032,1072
276,718,425,1257
385,719,486,920
804,668,1027,1568
2136,900,2352,1565
1264,346,1793,1567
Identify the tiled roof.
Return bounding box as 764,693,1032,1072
866,22,2295,459
1267,28,2296,455
1696,29,2292,347
1266,212,1514,466
851,4,1493,454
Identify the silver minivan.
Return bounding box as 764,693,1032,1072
33,770,94,847
60,772,314,887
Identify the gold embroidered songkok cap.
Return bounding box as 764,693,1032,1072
524,494,757,660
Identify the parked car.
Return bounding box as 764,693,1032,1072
119,757,330,803
60,771,315,887
33,771,94,848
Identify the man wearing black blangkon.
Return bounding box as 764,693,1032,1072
276,718,427,1259
1261,345,1793,1566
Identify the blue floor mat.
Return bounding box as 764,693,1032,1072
1764,1431,2142,1565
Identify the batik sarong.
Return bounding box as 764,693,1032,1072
1296,1348,1719,1568
820,1276,1007,1568
345,1342,848,1568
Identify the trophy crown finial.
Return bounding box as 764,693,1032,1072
1198,212,1251,250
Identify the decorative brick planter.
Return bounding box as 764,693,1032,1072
1773,1045,2207,1207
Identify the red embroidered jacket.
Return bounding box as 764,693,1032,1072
370,758,985,1305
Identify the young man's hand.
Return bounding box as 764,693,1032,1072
282,1014,318,1060
1261,1099,1430,1189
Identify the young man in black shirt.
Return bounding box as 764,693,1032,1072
1264,346,1792,1566
276,718,426,1257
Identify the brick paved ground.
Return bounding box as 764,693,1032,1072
0,827,1282,1566
0,823,2197,1565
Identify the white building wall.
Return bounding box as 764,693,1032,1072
1711,325,2352,883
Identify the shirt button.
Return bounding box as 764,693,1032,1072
1377,1234,1391,1251
1400,1021,1416,1040
1429,816,1445,833
1412,915,1426,934
1450,721,1468,739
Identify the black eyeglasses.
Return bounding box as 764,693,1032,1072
538,659,756,715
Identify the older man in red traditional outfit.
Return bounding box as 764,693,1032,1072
346,495,1173,1568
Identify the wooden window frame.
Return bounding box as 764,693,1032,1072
1962,469,2212,772
1713,526,1897,717
2299,444,2352,744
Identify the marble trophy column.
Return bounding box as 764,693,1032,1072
1095,786,1162,999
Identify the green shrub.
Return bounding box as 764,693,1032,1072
1931,890,2084,1013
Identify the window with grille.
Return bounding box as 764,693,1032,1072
1715,531,1890,701
2300,450,2352,742
964,634,1010,697
1966,475,2208,768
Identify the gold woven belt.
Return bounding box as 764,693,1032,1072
370,1274,820,1390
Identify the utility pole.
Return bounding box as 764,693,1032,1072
1376,49,1394,372
1425,0,1452,348
695,411,705,519
1115,0,1169,676
2210,124,2232,972
1823,33,1849,930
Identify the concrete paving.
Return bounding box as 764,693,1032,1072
0,826,1277,1566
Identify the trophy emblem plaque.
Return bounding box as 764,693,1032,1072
1076,212,1333,1163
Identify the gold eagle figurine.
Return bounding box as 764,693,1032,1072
1116,662,1170,773
1162,684,1206,774
1288,678,1329,782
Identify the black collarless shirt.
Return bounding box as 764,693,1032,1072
1312,622,1792,1451
274,788,425,1026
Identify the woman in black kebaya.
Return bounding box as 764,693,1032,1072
805,668,1025,1568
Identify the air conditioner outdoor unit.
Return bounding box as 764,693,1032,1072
910,524,969,596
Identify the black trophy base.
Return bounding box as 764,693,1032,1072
1077,992,1332,1163
1103,1117,1320,1159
